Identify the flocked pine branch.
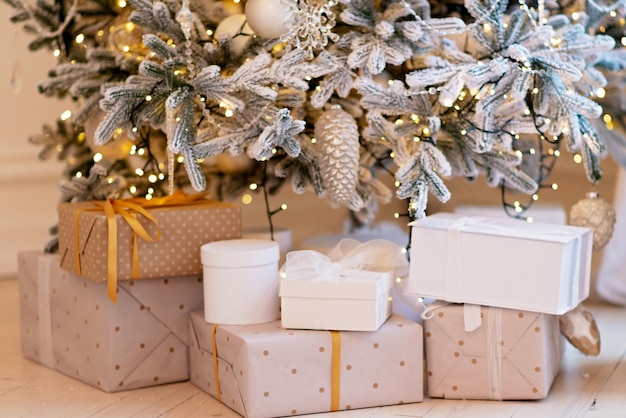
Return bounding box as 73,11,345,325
5,0,624,221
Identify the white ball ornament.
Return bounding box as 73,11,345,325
214,14,255,55
244,0,290,39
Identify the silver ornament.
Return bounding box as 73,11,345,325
314,107,360,208
569,191,616,251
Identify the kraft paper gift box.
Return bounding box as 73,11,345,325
189,311,423,417
423,303,563,400
18,251,204,392
57,193,240,301
408,213,593,315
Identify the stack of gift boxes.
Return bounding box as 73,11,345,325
409,212,593,400
17,195,594,416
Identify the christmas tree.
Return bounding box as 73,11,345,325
3,0,623,225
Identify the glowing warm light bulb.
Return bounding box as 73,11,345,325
242,193,253,204
93,152,103,163
75,34,85,44
280,203,288,210
135,168,144,176
60,110,72,121
129,185,137,193
148,174,158,183
249,183,258,191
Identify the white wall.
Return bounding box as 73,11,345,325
0,9,70,277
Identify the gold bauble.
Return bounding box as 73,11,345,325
569,191,616,251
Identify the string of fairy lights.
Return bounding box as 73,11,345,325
40,0,623,228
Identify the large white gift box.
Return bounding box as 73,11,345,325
279,239,406,331
408,213,593,315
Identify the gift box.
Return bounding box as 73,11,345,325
280,261,392,332
18,251,204,392
408,213,593,314
57,193,240,301
279,239,406,331
279,271,392,332
189,311,423,417
202,239,281,325
423,303,563,400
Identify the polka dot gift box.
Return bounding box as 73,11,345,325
188,311,424,417
18,251,204,392
57,194,240,301
423,303,563,400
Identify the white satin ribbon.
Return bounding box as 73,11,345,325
422,302,504,400
282,238,409,282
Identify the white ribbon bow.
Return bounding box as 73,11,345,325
282,238,409,282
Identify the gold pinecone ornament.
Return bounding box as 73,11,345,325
314,106,361,208
569,191,616,251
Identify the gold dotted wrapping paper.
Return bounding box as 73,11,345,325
423,304,563,400
188,311,424,417
57,200,241,282
18,251,204,392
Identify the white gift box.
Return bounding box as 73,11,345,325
280,268,393,331
201,239,280,325
408,213,593,315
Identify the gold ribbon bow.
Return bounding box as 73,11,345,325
74,191,208,302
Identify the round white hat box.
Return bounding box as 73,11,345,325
201,239,280,325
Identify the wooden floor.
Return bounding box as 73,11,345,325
1,278,626,418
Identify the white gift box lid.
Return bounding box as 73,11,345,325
201,239,279,267
407,213,593,315
279,270,393,300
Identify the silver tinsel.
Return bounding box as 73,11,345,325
314,107,360,208
569,191,616,251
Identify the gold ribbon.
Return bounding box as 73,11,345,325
208,326,342,411
74,191,208,302
330,330,341,411
212,324,222,402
